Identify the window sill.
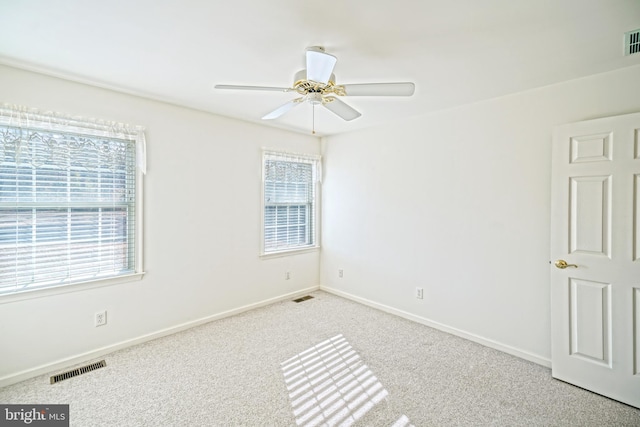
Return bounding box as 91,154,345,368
260,246,320,260
0,272,145,304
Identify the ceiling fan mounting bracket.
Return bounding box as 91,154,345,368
306,46,326,53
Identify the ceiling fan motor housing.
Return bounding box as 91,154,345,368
293,69,341,102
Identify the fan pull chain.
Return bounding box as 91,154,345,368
312,104,316,135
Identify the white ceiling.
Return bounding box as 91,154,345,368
1,0,639,136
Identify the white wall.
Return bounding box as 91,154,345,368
0,65,320,384
320,64,640,364
2,62,639,385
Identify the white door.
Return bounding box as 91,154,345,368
551,111,640,409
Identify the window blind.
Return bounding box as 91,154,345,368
263,151,320,253
0,109,142,295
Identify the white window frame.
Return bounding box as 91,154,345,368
260,150,321,257
0,106,145,303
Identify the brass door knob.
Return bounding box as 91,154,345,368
555,259,578,269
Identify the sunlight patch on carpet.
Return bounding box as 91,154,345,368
281,334,412,427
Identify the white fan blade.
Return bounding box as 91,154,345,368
341,82,415,96
262,98,304,120
215,84,292,92
322,97,361,121
306,47,337,85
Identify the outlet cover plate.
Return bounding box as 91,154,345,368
95,311,107,327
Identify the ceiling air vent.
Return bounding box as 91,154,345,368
625,29,640,56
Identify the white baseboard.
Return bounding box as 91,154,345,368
321,285,551,368
0,285,320,388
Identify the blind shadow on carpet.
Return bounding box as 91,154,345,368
281,333,412,427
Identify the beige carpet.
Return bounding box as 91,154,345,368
1,290,638,426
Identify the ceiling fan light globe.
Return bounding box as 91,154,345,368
307,93,323,105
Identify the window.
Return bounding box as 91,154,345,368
262,151,320,254
0,105,145,297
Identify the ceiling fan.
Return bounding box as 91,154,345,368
214,46,415,129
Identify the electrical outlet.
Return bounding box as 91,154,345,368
95,310,107,327
416,288,424,299
285,271,291,280
338,269,344,278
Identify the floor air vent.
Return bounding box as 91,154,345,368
625,29,640,55
293,295,314,303
50,360,106,384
